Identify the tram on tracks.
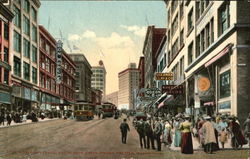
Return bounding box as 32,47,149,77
74,102,95,121
101,102,116,118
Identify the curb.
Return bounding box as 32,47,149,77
0,118,60,129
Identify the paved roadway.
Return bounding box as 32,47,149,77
0,116,249,159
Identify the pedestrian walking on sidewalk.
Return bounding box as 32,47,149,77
219,128,228,149
120,118,130,144
243,113,250,147
163,120,172,148
179,115,193,154
229,116,248,149
6,113,12,126
173,118,181,147
154,117,163,151
135,119,146,148
144,119,155,149
0,113,5,126
202,115,216,154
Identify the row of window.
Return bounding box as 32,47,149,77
40,54,55,76
40,36,56,59
13,56,37,84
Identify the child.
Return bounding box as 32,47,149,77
219,128,228,149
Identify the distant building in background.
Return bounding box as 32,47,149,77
0,3,14,108
143,26,166,88
91,88,102,107
91,60,106,100
69,54,92,102
106,91,118,106
9,0,41,112
118,63,139,110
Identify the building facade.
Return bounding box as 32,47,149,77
91,88,102,107
118,63,139,110
39,25,76,110
138,57,145,90
106,91,118,106
69,54,92,102
91,60,106,99
164,0,250,124
143,26,166,88
0,3,14,109
9,0,41,112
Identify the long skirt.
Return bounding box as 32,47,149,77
174,130,181,147
181,132,193,154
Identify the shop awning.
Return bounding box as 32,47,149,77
205,44,232,67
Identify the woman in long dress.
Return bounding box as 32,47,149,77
173,118,181,147
179,115,193,154
163,120,172,147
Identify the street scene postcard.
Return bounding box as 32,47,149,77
0,0,250,159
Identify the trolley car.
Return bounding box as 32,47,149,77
74,102,95,121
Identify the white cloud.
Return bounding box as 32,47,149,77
120,25,147,37
68,34,81,41
95,32,135,50
82,30,96,38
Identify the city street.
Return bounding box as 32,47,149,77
0,116,249,159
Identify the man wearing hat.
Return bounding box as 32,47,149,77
154,117,163,151
202,115,216,154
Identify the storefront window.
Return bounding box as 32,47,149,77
219,70,230,98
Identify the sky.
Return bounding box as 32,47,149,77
39,1,166,94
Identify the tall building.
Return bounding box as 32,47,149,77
39,25,76,110
69,54,92,102
0,3,14,109
164,0,250,123
106,91,118,106
9,0,41,112
118,63,139,110
143,26,166,88
91,60,106,99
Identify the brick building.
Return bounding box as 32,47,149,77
142,26,166,88
138,56,145,90
0,3,14,109
39,25,76,111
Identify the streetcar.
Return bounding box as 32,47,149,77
74,102,95,121
101,102,116,118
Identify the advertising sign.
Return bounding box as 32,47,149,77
56,40,63,84
155,72,173,80
144,87,161,98
162,85,184,95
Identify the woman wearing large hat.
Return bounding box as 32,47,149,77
179,114,193,154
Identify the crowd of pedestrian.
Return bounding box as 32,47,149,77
120,111,250,154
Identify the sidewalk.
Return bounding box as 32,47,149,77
167,133,249,151
0,117,60,129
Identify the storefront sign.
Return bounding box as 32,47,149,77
145,87,161,98
56,40,63,84
218,101,231,110
197,77,211,92
155,72,173,80
162,85,184,95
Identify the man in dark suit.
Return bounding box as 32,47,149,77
154,117,162,151
120,118,130,144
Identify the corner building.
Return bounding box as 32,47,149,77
164,0,250,124
9,0,40,112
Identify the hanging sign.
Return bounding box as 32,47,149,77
197,77,210,92
155,72,173,80
56,40,63,84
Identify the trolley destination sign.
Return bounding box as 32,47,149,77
155,72,173,80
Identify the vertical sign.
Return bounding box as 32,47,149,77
56,40,63,84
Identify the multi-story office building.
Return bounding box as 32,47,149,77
143,26,166,88
0,3,14,108
106,91,118,106
91,88,102,107
164,0,250,123
91,60,106,99
69,54,92,102
118,63,139,110
9,0,41,112
39,25,76,110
